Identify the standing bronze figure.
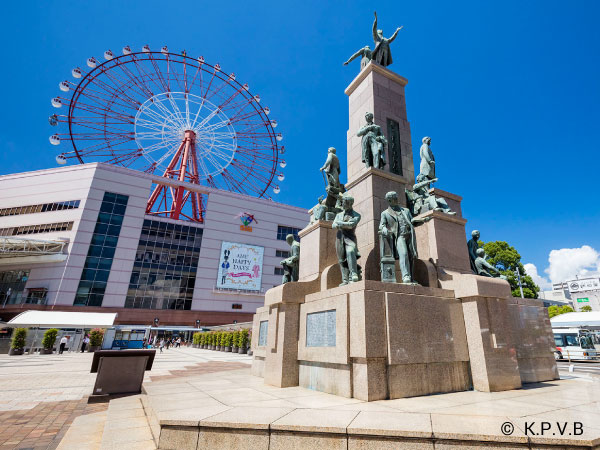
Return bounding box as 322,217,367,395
357,112,387,170
281,234,300,284
379,191,418,283
333,195,361,285
372,11,403,67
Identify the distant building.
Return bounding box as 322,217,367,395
550,277,600,311
0,163,307,327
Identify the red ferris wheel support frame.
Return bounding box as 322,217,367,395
146,130,204,223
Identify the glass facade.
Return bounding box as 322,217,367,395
74,192,128,307
277,225,301,241
0,200,80,217
0,221,74,236
125,219,202,310
0,270,30,306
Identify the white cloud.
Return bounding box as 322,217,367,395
524,245,600,289
523,263,552,290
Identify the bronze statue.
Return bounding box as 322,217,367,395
343,45,372,70
312,147,345,222
319,147,341,190
467,230,480,274
379,191,418,283
372,11,403,67
357,112,387,170
333,195,361,285
406,179,456,216
281,234,300,284
474,248,507,280
417,136,435,183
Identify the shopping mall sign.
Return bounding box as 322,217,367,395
235,212,258,232
577,298,590,303
217,241,264,292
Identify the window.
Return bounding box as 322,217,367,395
232,304,243,310
277,225,301,241
124,219,202,311
276,250,290,258
564,334,579,347
0,222,74,236
74,192,128,307
0,200,80,217
274,267,284,276
0,270,30,306
554,335,564,347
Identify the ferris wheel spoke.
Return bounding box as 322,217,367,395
99,67,144,107
137,105,183,130
72,100,134,123
151,95,187,129
146,54,170,93
116,59,155,99
79,83,140,114
164,93,188,127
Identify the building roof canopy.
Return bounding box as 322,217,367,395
6,310,116,328
551,312,600,328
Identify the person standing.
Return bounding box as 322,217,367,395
159,339,165,353
59,335,68,354
81,335,90,353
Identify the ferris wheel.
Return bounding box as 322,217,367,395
49,45,286,223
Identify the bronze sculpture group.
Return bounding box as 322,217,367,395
279,12,504,287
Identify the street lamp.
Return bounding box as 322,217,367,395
514,267,525,298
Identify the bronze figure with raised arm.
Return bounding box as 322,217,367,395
372,11,403,67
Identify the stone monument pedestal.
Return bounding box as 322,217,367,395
251,61,558,400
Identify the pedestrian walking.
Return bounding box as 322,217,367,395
81,335,90,353
165,339,171,350
159,339,165,353
176,337,181,348
59,336,69,354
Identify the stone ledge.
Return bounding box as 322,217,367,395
345,166,409,191
344,61,408,96
304,279,455,302
415,209,468,226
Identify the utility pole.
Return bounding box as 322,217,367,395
514,266,525,298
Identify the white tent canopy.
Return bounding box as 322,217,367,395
6,310,117,328
551,312,600,328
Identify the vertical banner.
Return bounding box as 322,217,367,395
217,241,264,291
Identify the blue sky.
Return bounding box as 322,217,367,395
1,1,599,287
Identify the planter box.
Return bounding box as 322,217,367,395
8,348,24,356
41,349,54,355
88,346,100,353
216,346,221,351
232,346,239,353
225,347,232,352
238,347,247,354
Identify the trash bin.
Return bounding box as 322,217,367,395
89,349,155,401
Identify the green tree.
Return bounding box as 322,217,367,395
548,305,575,318
42,329,59,350
580,305,593,312
480,241,540,298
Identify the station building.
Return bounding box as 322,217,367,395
0,163,307,326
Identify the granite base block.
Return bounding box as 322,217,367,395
298,361,352,398
270,430,348,450
158,425,199,450
387,361,471,399
198,427,269,450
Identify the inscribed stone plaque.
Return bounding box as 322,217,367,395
306,309,336,347
258,320,268,347
387,118,403,176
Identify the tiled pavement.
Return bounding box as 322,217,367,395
0,347,251,449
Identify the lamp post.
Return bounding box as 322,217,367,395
514,267,525,298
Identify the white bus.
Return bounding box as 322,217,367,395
552,327,599,360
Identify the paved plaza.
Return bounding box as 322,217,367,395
2,347,600,449
0,347,251,449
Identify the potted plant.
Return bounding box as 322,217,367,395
224,332,232,352
9,328,27,355
239,329,249,354
41,328,58,354
215,332,221,351
88,328,104,352
201,333,207,349
232,330,240,353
